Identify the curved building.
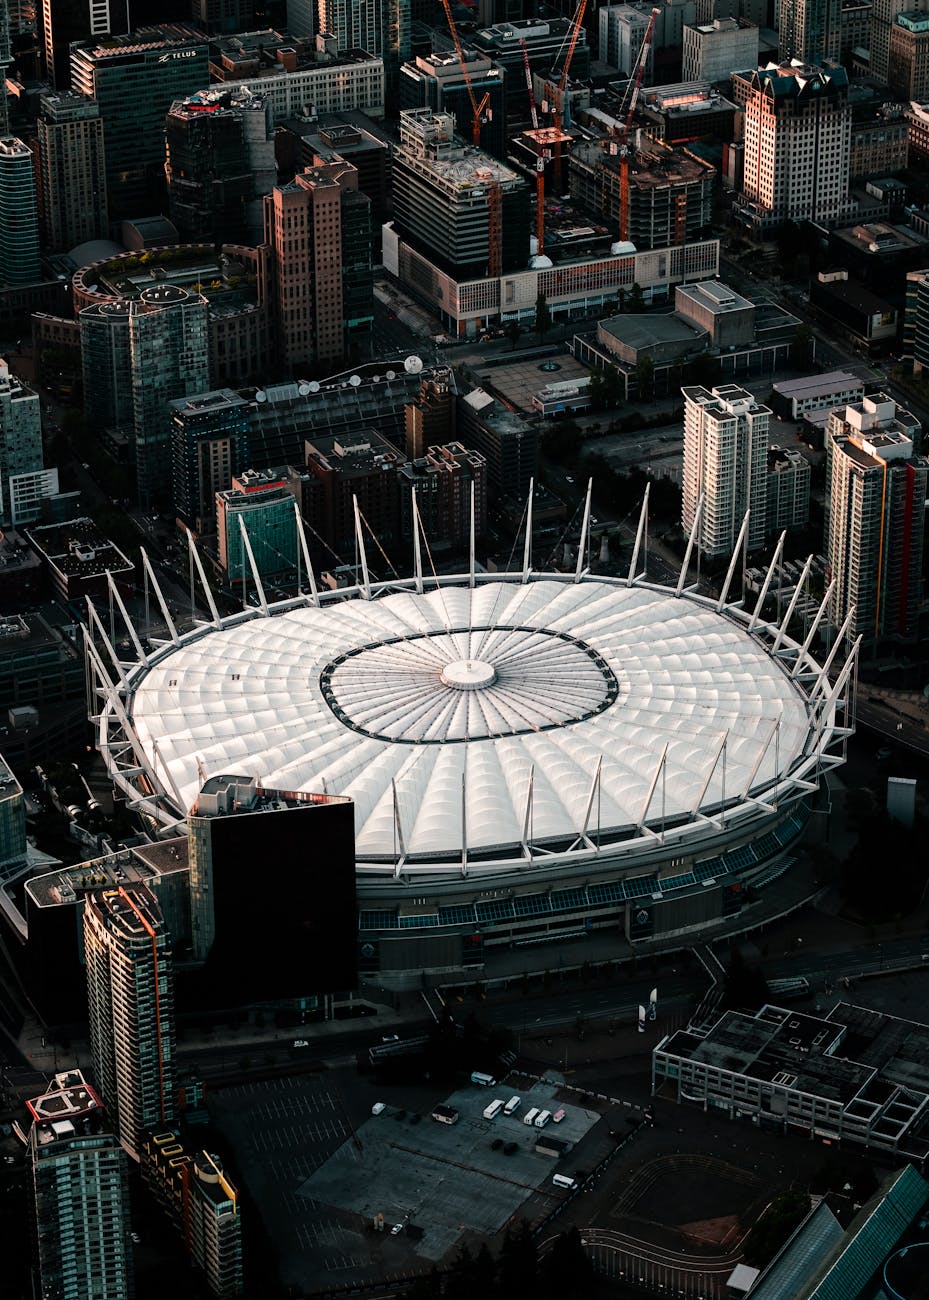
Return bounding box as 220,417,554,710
92,563,854,979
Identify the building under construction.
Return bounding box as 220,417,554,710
391,108,530,279
568,138,714,250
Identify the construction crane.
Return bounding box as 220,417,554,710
551,0,588,190
616,6,660,243
439,0,491,147
521,38,538,131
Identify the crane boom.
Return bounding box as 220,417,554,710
439,0,487,146
551,0,588,189
619,6,659,243
521,38,538,130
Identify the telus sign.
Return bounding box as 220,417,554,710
157,49,200,62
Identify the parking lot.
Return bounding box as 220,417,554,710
299,1081,603,1262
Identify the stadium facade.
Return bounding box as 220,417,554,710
87,496,856,981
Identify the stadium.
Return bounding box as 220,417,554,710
92,556,854,978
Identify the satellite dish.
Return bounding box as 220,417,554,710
298,382,311,396
308,381,320,393
372,374,380,382
386,369,396,380
404,355,424,375
255,390,266,403
349,374,361,387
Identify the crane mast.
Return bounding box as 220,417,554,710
618,6,659,243
551,0,588,190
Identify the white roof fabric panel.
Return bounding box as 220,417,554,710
128,579,813,866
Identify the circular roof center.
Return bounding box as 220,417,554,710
440,659,497,690
320,624,620,744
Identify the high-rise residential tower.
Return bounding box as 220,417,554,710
317,0,410,106
0,137,40,285
165,86,276,246
264,158,373,372
84,884,176,1161
826,394,927,644
35,92,107,251
777,0,841,64
170,388,251,533
28,1070,133,1300
735,62,852,237
0,357,42,483
681,383,769,558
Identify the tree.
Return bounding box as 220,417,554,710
627,281,646,313
535,291,552,341
636,353,655,401
506,319,522,350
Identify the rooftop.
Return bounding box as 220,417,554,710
72,22,207,60
773,370,865,398
27,1069,102,1125
85,883,166,942
25,838,188,909
24,517,133,579
600,312,708,351
676,280,753,314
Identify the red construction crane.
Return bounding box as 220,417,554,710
551,0,588,190
521,38,539,131
439,0,491,147
617,6,660,243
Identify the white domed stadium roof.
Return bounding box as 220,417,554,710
124,578,817,876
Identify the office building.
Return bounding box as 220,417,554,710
472,19,589,107
826,394,927,643
399,441,487,550
637,80,739,145
735,62,852,236
70,25,210,218
904,266,929,370
682,383,769,558
405,370,456,459
277,115,392,250
654,1001,929,1166
850,107,908,180
0,136,39,285
28,1070,133,1300
599,1,695,79
871,0,929,82
399,51,507,158
838,0,872,59
35,92,107,252
81,285,209,505
170,388,250,533
682,17,758,82
456,388,538,497
0,0,9,135
166,87,276,246
888,10,929,100
191,0,254,34
568,140,714,249
187,776,356,1001
142,1132,243,1297
302,429,406,561
210,30,385,121
766,446,811,532
777,0,841,63
392,109,530,280
84,883,176,1160
0,357,42,483
317,0,410,103
216,467,298,585
0,749,26,882
40,0,125,88
264,158,373,373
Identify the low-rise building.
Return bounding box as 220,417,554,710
654,1001,929,1165
635,80,738,144
770,369,866,421
24,517,133,602
810,271,899,351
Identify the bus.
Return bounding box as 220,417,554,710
523,1108,540,1126
504,1096,521,1115
471,1071,496,1087
552,1174,578,1190
483,1099,504,1120
535,1110,552,1128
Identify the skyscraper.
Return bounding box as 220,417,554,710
317,0,410,106
826,394,927,644
216,467,298,586
170,388,251,533
871,0,929,82
264,158,373,372
681,383,769,559
0,0,11,135
84,884,176,1160
165,87,276,246
0,137,40,285
70,25,210,219
81,286,210,505
35,92,107,251
777,0,841,64
735,62,852,237
0,357,42,483
28,1070,133,1300
399,52,507,159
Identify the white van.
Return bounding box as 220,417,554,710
504,1095,521,1115
552,1173,577,1190
371,1102,386,1116
483,1099,504,1120
535,1110,552,1128
523,1107,540,1126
